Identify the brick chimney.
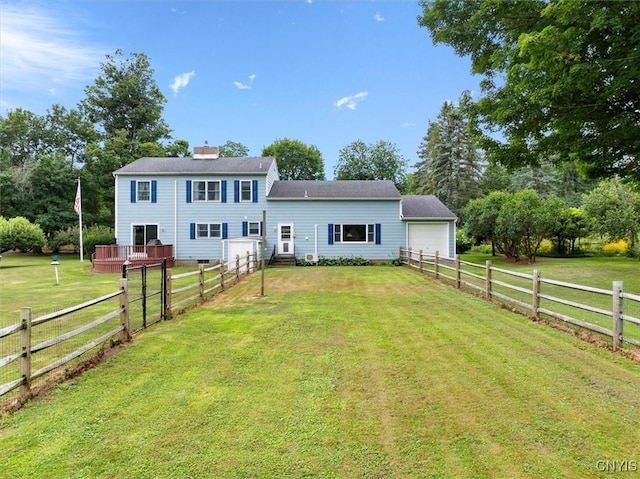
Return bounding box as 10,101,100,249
193,141,219,159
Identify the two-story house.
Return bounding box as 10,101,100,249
109,145,456,268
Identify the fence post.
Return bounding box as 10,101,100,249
235,255,240,281
119,278,130,343
485,260,492,300
398,246,402,264
246,251,251,274
455,255,461,289
19,307,32,399
220,263,225,292
199,264,205,303
613,281,623,351
419,250,423,273
434,251,440,279
141,265,147,329
165,268,172,320
532,269,540,320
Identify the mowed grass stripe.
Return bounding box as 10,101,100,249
1,266,639,478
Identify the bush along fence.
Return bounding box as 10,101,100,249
0,252,261,409
400,248,640,351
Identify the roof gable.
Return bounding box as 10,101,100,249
114,156,275,175
267,180,401,200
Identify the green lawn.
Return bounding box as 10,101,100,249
461,253,640,292
0,253,122,328
1,266,639,478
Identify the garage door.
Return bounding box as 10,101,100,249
407,223,450,258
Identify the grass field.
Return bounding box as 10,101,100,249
1,266,639,478
0,253,122,328
461,252,640,293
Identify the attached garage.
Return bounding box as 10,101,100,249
401,196,457,259
407,222,451,257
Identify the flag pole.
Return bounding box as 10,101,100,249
75,178,84,262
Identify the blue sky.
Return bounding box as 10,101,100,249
1,0,480,178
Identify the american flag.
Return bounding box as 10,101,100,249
74,180,81,215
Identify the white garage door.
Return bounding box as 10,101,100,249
407,223,450,258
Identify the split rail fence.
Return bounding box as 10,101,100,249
0,252,260,407
400,248,640,351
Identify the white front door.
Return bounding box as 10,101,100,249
278,224,294,255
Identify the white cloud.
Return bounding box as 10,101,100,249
335,91,368,110
170,70,196,95
0,4,105,94
374,13,384,22
234,74,256,90
402,122,416,128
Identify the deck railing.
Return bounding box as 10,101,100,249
92,244,174,261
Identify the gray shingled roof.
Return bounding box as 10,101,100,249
114,156,275,175
401,195,457,220
267,180,401,200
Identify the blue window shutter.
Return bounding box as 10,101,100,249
190,223,196,240
242,221,248,237
222,223,228,239
234,180,240,203
186,180,192,203
130,181,136,203
221,180,227,203
375,223,382,245
328,224,334,245
151,180,157,203
252,180,258,203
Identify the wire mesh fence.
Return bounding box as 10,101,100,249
124,261,166,332
2,254,261,411
1,296,123,411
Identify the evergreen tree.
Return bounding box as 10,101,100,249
415,92,482,219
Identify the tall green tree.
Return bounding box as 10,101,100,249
495,190,561,262
81,50,171,155
463,191,509,256
26,155,80,238
418,0,640,181
81,50,173,225
509,161,558,198
262,138,325,180
582,178,640,246
219,141,249,158
415,93,482,218
334,140,407,190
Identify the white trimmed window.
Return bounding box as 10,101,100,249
249,221,260,236
137,181,151,202
196,223,222,238
331,223,380,244
193,181,221,202
335,224,374,243
240,180,252,202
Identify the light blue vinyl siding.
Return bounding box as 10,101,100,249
116,174,269,261
266,200,404,260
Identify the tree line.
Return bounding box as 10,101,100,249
0,49,411,252
3,1,640,257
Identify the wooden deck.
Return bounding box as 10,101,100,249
91,245,174,273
